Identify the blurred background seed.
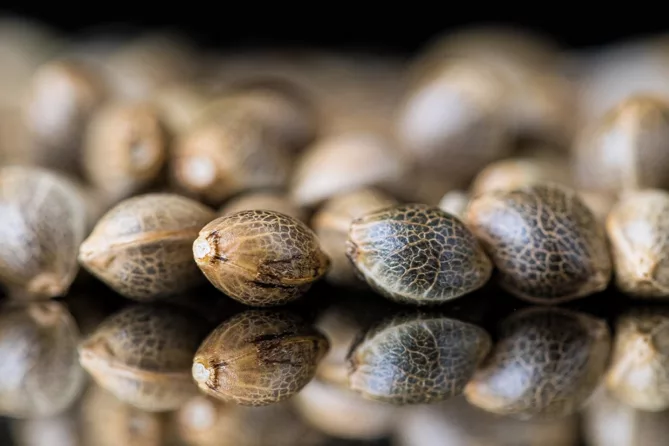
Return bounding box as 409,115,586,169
0,301,85,418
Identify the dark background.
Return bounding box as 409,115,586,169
2,6,669,53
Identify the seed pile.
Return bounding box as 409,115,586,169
4,17,669,446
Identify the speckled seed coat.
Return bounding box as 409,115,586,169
347,313,492,405
606,190,669,297
464,307,611,420
466,184,612,304
606,308,669,411
78,193,216,301
78,304,210,412
192,310,329,406
193,210,330,307
346,204,492,305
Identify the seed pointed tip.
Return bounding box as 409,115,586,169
192,361,211,383
193,238,212,261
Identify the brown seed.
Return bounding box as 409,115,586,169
290,131,406,208
80,384,169,446
466,183,611,304
606,190,669,297
219,191,307,222
206,79,319,153
0,301,85,418
82,101,168,203
193,210,330,307
395,58,512,187
572,95,669,194
311,187,397,286
464,307,611,420
176,394,326,446
78,303,210,412
79,193,216,301
0,165,89,299
605,308,669,411
348,312,491,405
347,204,492,305
191,310,329,406
23,58,107,173
293,379,398,440
171,107,292,205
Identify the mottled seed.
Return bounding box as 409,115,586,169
347,203,492,305
78,303,210,412
193,210,330,307
466,183,611,304
347,312,491,405
79,193,216,301
464,307,611,420
192,310,329,406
